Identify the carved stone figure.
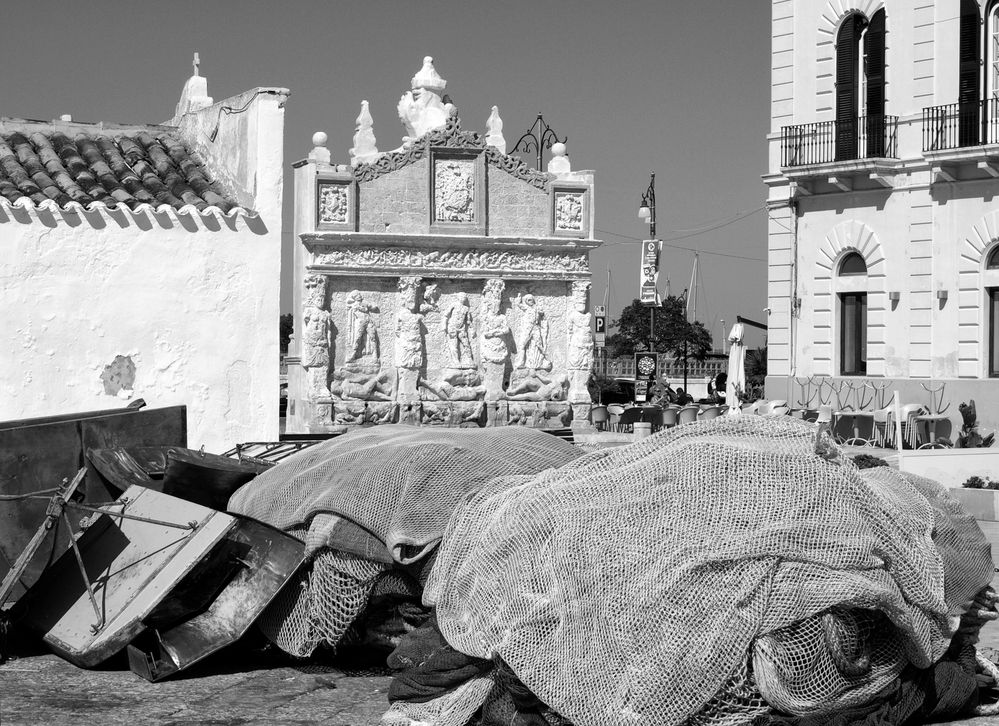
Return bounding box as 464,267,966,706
506,369,568,402
345,290,379,363
419,373,485,402
330,363,394,402
567,281,594,406
301,275,331,400
394,276,429,402
479,279,510,400
514,293,550,370
443,292,475,368
398,56,449,142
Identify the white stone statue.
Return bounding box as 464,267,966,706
345,289,379,362
566,280,593,406
397,56,449,142
443,292,475,368
567,281,593,371
350,100,379,166
485,106,506,153
394,276,427,402
479,279,510,400
301,275,332,400
514,293,550,370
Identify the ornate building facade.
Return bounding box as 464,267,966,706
286,57,601,431
766,0,999,429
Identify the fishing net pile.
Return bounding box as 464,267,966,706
227,425,583,657
389,415,997,726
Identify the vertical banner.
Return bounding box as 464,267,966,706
640,240,661,306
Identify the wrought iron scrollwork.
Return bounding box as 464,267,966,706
509,113,566,170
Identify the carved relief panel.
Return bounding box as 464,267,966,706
316,176,355,231
551,184,590,238
429,149,485,235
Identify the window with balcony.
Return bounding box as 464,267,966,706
781,10,895,168
924,0,999,151
836,10,886,160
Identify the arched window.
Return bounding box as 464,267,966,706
838,252,867,375
836,10,886,160
839,251,868,275
988,246,999,269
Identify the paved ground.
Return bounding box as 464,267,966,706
0,637,393,726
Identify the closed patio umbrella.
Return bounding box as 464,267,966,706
726,323,746,415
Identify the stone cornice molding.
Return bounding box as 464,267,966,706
301,231,601,253
305,242,592,280
352,114,553,191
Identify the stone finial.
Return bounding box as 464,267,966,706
350,100,380,166
411,56,447,94
309,131,331,164
174,52,214,118
485,106,506,154
547,142,571,174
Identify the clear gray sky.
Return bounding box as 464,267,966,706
0,0,772,350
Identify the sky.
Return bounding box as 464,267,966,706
0,0,772,351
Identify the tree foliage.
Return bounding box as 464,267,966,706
608,297,714,360
280,313,293,355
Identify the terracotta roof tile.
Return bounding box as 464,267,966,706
0,121,245,215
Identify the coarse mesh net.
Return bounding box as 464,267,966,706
424,416,994,726
230,425,583,656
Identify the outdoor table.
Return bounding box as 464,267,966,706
914,413,950,449
833,410,875,446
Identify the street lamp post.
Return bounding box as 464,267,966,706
638,173,657,352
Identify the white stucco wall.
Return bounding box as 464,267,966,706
0,88,288,452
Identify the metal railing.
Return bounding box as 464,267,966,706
596,356,728,380
923,98,999,151
781,115,899,167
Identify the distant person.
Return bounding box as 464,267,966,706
714,373,728,403
675,388,693,406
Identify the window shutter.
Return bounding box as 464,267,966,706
836,14,865,160
865,10,887,156
959,0,982,146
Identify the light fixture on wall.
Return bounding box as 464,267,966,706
936,289,948,301
888,291,900,302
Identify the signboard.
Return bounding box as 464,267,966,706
639,240,661,306
635,380,649,401
593,306,606,346
634,352,659,382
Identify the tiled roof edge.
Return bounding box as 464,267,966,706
0,196,256,221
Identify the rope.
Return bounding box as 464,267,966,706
0,487,61,501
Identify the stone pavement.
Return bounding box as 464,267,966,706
0,638,393,726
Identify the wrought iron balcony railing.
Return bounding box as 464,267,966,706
781,115,899,167
922,99,999,152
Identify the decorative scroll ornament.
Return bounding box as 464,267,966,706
318,184,349,224
313,246,589,274
353,112,551,191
